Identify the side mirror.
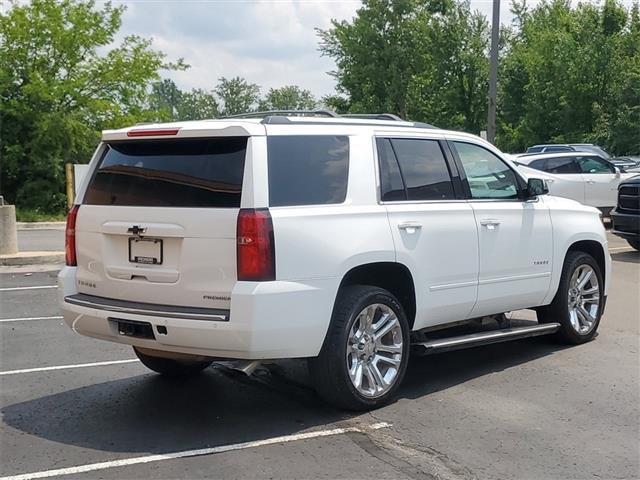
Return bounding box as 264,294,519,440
527,178,549,198
614,166,621,177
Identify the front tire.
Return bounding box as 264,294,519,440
538,251,604,344
309,285,410,411
134,347,212,376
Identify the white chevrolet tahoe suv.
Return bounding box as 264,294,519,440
59,112,611,410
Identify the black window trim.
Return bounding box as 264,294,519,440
447,139,530,202
374,136,466,204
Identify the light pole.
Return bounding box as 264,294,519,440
487,0,500,144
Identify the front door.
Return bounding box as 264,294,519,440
577,155,619,208
450,140,553,317
377,137,479,329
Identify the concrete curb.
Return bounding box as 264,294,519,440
0,251,64,266
17,221,66,230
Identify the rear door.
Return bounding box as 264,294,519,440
378,137,479,329
76,134,251,310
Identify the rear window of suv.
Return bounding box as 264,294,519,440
267,135,349,207
84,137,247,208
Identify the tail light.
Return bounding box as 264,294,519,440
65,205,80,266
236,208,275,281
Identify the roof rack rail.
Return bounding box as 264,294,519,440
218,109,438,129
223,110,339,119
341,113,404,121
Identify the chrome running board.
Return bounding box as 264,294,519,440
412,323,560,355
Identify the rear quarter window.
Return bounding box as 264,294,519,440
267,135,349,207
84,137,247,208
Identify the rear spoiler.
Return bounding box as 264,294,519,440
102,122,265,141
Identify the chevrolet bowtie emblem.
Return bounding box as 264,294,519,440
127,225,146,237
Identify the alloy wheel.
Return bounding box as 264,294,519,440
567,264,600,335
346,303,403,398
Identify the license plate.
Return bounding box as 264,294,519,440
128,237,163,265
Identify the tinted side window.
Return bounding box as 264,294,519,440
578,156,614,174
546,157,581,174
267,135,349,207
529,159,547,171
84,138,247,207
526,146,544,153
390,139,455,201
544,146,573,152
376,138,406,201
453,142,519,199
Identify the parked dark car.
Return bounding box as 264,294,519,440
611,175,640,251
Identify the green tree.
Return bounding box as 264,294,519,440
149,80,219,121
149,78,183,120
259,85,317,110
178,89,219,120
215,76,260,116
318,0,490,132
0,0,186,212
498,0,640,154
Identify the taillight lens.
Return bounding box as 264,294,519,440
236,208,275,281
65,205,80,266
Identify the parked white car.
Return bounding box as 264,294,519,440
59,113,611,410
514,152,634,213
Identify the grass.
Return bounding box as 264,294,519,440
15,208,67,223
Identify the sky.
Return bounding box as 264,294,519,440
101,0,632,99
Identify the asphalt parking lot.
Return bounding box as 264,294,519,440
1,232,638,480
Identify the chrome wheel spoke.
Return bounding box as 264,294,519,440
374,353,400,368
581,294,600,303
576,268,593,290
578,305,595,325
373,315,398,342
376,342,402,354
366,363,386,392
581,285,599,296
360,306,375,332
349,361,364,389
569,309,581,331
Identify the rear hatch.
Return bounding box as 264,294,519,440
75,133,249,311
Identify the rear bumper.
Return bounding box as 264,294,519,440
58,267,339,360
610,209,640,240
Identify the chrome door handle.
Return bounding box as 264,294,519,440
480,219,501,230
586,180,596,184
398,222,422,234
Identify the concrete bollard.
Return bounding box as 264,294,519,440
0,202,19,255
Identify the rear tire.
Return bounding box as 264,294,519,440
627,239,640,251
537,251,604,344
133,347,212,376
309,285,410,411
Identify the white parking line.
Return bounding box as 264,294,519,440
0,422,391,480
609,246,635,252
0,316,63,323
0,359,139,376
0,285,57,292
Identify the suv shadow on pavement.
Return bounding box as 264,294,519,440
2,336,569,456
610,251,639,264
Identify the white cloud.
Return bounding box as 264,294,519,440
105,0,361,97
